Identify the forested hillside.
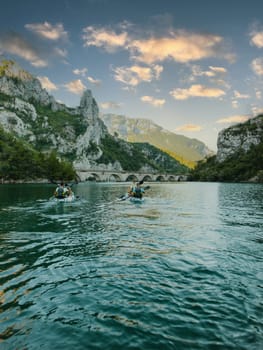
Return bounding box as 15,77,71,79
0,127,77,182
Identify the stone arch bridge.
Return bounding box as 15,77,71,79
77,170,188,182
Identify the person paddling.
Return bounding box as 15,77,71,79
130,182,145,199
54,183,65,199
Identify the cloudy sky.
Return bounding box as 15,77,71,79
1,0,263,150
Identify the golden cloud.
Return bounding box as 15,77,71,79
250,31,263,48
83,26,128,52
37,76,57,91
141,95,165,107
113,64,163,86
170,84,225,100
25,22,68,41
130,33,224,64
64,79,86,94
82,26,235,64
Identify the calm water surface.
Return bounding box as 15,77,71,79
0,182,262,350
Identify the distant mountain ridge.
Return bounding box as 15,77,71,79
101,114,213,167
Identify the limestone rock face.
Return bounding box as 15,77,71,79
0,60,110,172
216,115,263,162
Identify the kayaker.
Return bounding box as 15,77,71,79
64,184,72,197
128,181,136,197
130,182,145,199
54,183,65,199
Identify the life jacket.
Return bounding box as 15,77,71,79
134,187,142,198
56,187,64,197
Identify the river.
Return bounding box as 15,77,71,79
0,182,262,350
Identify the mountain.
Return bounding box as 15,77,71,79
191,115,263,182
0,59,188,181
100,113,214,168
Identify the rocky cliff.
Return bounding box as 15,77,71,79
191,114,263,182
0,60,111,172
216,115,263,162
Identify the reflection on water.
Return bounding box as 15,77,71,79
0,182,262,349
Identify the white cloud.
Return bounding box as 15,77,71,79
82,26,128,52
113,64,163,86
25,22,68,41
232,100,239,109
64,79,86,94
216,115,249,124
170,84,225,100
54,47,68,57
73,68,88,76
100,101,122,109
251,57,263,76
37,76,57,91
87,76,101,86
255,90,262,99
234,90,250,99
189,65,228,87
141,95,165,107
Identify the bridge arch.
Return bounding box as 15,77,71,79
108,173,122,182
86,173,101,181
167,175,176,182
141,175,153,182
156,175,165,182
125,174,139,182
177,175,184,182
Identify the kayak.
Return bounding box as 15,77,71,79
129,197,145,203
53,194,75,203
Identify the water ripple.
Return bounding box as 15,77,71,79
0,183,262,349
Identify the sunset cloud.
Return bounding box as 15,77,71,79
113,64,163,86
0,32,48,67
216,115,249,124
25,22,68,41
82,25,235,64
141,95,165,107
83,26,128,52
64,79,86,94
249,27,263,48
37,76,57,91
170,84,225,100
130,32,231,64
191,65,227,78
175,124,203,132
